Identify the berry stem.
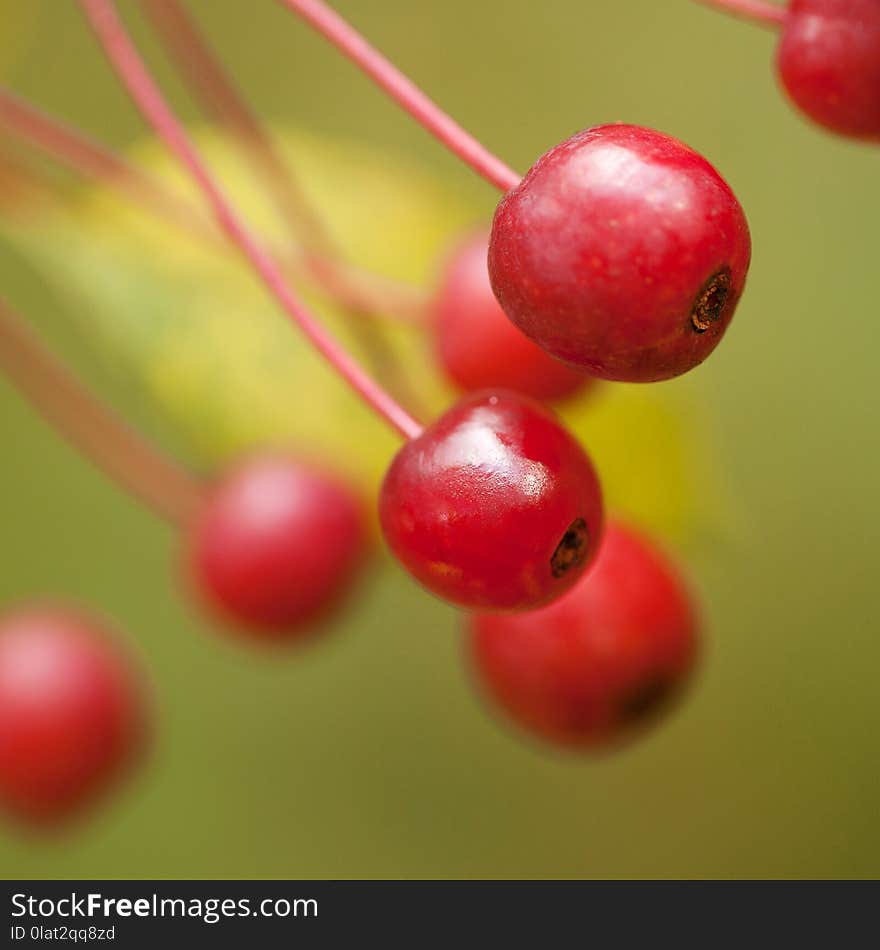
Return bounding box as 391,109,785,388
0,298,204,525
141,0,340,258
78,0,424,440
692,0,787,28
0,85,428,323
277,0,521,193
0,85,213,239
140,0,428,408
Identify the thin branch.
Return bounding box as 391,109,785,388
0,84,429,321
141,0,331,251
140,0,428,406
0,84,213,239
79,0,423,440
278,0,521,193
692,0,787,28
0,299,204,525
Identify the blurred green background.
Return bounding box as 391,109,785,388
0,0,878,879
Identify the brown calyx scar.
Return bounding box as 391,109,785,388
551,517,589,578
619,677,673,723
691,267,731,332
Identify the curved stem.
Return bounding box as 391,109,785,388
0,84,429,322
0,85,213,239
0,299,204,525
692,0,787,28
141,0,332,252
278,0,521,193
78,0,422,440
140,0,429,408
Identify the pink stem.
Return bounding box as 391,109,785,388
0,84,212,238
140,0,430,407
278,0,521,193
78,0,423,441
0,298,204,525
692,0,787,28
0,85,429,322
141,0,331,251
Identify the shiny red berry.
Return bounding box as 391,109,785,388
432,231,592,401
0,606,147,825
489,125,751,382
187,455,368,639
777,0,880,140
379,390,604,611
470,522,698,749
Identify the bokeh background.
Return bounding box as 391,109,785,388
0,0,877,879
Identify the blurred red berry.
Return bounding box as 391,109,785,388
0,606,147,825
187,455,368,638
470,522,698,748
432,231,592,401
380,390,604,611
777,0,880,140
489,125,751,382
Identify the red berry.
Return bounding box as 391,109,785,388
379,390,604,611
187,455,368,638
432,231,593,401
470,522,698,749
489,125,751,382
0,606,147,825
777,0,880,140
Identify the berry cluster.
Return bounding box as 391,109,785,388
0,0,874,826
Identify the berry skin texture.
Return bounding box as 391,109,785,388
379,390,604,611
187,456,368,639
0,607,147,825
470,522,698,749
489,125,751,382
777,0,880,140
432,231,593,402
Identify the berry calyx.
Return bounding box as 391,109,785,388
470,522,699,749
379,391,604,611
489,125,751,382
432,231,593,402
187,456,368,638
777,0,880,140
0,606,147,825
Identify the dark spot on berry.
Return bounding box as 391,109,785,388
551,517,589,578
691,267,731,332
619,677,673,724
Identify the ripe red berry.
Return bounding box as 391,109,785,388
777,0,880,140
432,231,593,401
187,455,369,638
0,606,147,825
489,125,751,382
379,390,604,611
470,522,698,749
